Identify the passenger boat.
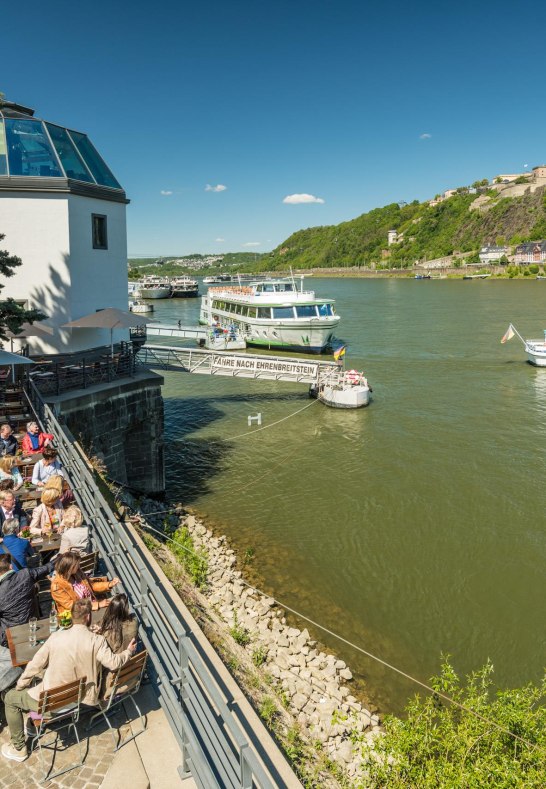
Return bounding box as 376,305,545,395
203,274,232,284
199,277,340,353
136,276,171,299
129,300,154,314
171,276,199,298
310,369,372,408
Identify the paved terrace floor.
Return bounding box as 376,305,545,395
0,684,193,789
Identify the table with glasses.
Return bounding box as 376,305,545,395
6,608,106,667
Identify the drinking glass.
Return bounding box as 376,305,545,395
28,617,37,646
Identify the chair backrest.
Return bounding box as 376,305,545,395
107,651,147,700
38,676,87,716
79,551,98,575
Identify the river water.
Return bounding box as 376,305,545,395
152,278,545,713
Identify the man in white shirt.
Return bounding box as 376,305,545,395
2,598,137,762
31,447,64,487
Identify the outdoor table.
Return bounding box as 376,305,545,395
6,608,106,667
18,487,42,504
29,533,62,553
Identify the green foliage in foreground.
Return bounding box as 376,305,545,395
168,526,208,588
0,233,46,340
364,658,546,788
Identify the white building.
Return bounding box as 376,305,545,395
0,101,129,354
479,245,508,264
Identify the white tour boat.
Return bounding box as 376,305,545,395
203,274,232,284
199,277,340,353
136,275,171,299
171,276,199,298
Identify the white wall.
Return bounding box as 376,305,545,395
67,194,129,351
0,191,129,354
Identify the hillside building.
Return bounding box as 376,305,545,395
0,101,129,354
479,245,508,264
514,241,546,264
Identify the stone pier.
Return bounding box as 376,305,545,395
45,371,165,494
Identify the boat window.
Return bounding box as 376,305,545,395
235,304,243,315
272,307,295,319
280,283,294,292
318,303,333,317
4,118,63,177
296,305,318,318
263,284,275,292
257,307,271,318
240,306,249,317
247,307,257,318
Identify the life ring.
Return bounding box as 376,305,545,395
346,369,361,385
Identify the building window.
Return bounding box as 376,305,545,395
92,214,108,249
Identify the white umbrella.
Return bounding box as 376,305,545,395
5,322,55,351
0,349,34,384
62,307,149,356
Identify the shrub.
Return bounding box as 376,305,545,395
169,526,208,588
229,611,251,647
365,658,546,788
529,264,540,274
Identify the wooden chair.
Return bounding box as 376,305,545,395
28,676,87,782
87,651,147,750
79,551,99,575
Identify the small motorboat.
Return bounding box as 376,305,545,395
129,300,154,314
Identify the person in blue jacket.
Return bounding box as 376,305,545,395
0,521,35,571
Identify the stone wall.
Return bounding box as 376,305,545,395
46,371,165,494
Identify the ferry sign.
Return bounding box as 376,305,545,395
212,354,319,381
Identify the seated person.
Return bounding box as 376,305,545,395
0,425,17,457
0,491,28,533
2,598,136,763
0,457,23,491
0,521,35,571
43,473,73,506
28,489,64,535
97,593,138,696
50,551,120,614
0,551,54,647
59,506,90,554
21,422,54,456
31,447,64,487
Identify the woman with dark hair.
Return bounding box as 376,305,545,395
50,551,119,614
97,593,138,696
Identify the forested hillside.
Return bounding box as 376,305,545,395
259,186,546,270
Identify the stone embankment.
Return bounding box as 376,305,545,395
126,496,382,782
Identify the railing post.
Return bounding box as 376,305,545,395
82,358,87,389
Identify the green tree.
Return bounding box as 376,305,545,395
364,658,546,788
0,234,46,341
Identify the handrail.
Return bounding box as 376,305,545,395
22,379,293,788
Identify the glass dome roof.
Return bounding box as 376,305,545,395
0,102,122,189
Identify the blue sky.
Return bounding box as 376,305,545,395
3,0,546,255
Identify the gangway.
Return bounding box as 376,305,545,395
137,344,341,385
146,322,207,340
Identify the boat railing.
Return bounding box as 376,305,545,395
207,287,318,301
525,338,546,348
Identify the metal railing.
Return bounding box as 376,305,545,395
23,379,289,789
29,345,136,396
